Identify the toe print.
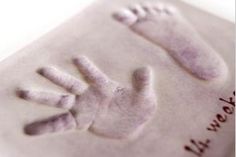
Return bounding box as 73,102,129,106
113,2,228,81
142,3,157,15
130,4,146,19
18,56,157,139
113,8,138,26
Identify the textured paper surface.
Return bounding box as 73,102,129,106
0,0,234,157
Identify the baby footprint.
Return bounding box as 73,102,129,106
113,2,228,81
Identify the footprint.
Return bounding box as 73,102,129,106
113,2,228,81
18,56,157,139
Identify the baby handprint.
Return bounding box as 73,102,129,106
18,56,157,139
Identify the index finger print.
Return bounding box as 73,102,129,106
73,56,110,86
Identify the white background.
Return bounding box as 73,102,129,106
0,0,235,62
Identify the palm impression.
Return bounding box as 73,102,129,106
18,56,157,139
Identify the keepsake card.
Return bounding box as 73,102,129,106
0,0,234,157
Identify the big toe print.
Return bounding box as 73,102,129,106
18,56,157,139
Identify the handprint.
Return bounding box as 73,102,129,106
18,56,157,139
